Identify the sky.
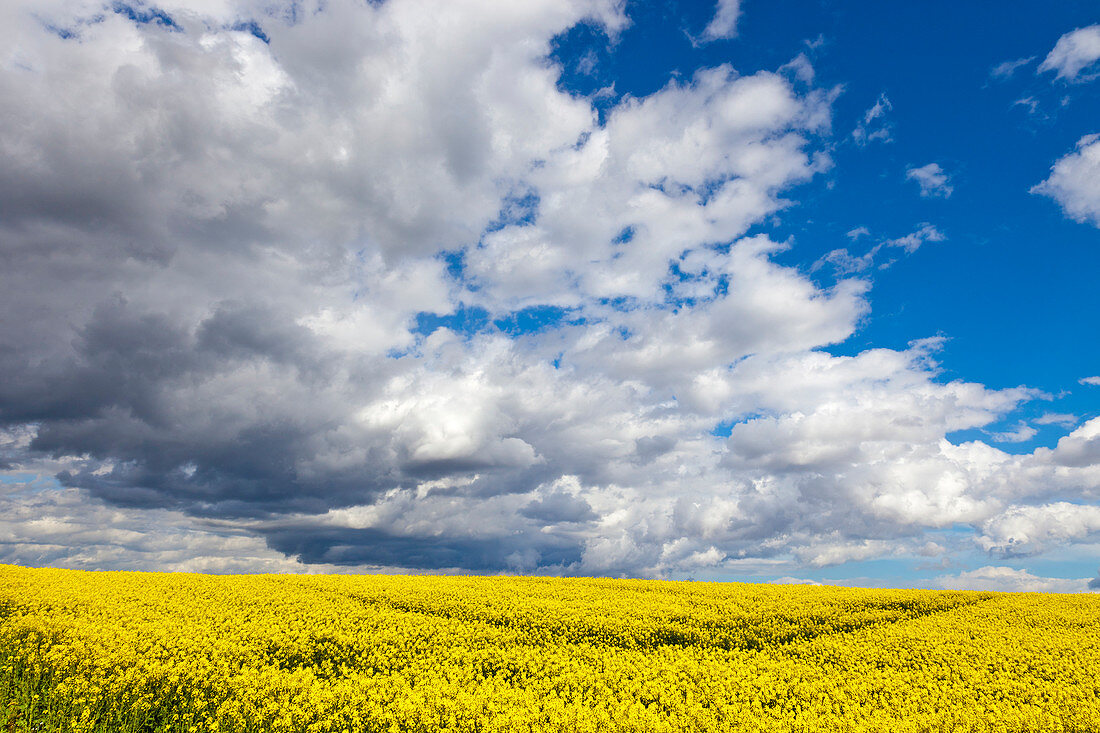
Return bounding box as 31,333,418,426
1,0,1099,592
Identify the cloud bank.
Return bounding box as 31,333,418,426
0,0,1098,585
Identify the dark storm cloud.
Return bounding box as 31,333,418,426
11,297,404,518
260,524,585,570
0,300,196,424
195,304,318,368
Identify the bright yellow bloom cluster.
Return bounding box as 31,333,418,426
1,565,1098,732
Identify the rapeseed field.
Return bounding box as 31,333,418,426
1,565,1098,732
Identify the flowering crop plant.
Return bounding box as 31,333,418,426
1,564,1098,732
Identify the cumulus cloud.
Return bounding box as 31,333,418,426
938,566,1092,593
1038,24,1100,82
1038,417,1100,469
1082,376,1100,386
906,163,953,198
0,0,1097,580
1032,134,1100,226
977,502,1100,556
701,0,740,41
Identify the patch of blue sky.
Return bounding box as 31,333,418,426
0,472,38,485
411,304,491,340
822,558,943,587
595,295,642,313
945,377,1094,454
436,250,472,287
484,188,540,233
37,10,109,40
43,24,78,40
611,226,635,246
548,22,622,124
547,0,1099,436
709,413,762,438
681,557,931,587
776,3,1097,408
406,304,582,361
677,526,1003,586
231,20,269,44
976,395,1094,453
111,2,179,30
709,420,735,438
0,473,69,498
1025,552,1100,583
663,259,729,310
493,306,580,337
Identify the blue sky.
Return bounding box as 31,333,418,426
549,0,1100,452
1,0,1098,592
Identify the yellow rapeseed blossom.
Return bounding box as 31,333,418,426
1,565,1098,732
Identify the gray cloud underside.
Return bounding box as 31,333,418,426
1,0,1099,583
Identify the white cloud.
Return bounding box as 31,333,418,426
816,224,944,274
977,502,1100,556
886,223,945,253
938,566,1092,593
1040,417,1100,468
769,576,820,585
1080,376,1100,386
1032,134,1100,226
701,0,740,41
906,163,953,198
852,93,892,145
1013,96,1041,115
469,66,834,309
1038,24,1100,82
0,0,1097,582
990,56,1033,80
1034,412,1077,428
793,538,896,568
779,53,815,84
0,471,327,573
815,246,877,275
987,422,1037,443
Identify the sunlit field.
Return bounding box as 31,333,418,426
2,565,1098,732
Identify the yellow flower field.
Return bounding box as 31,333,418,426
1,565,1098,732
